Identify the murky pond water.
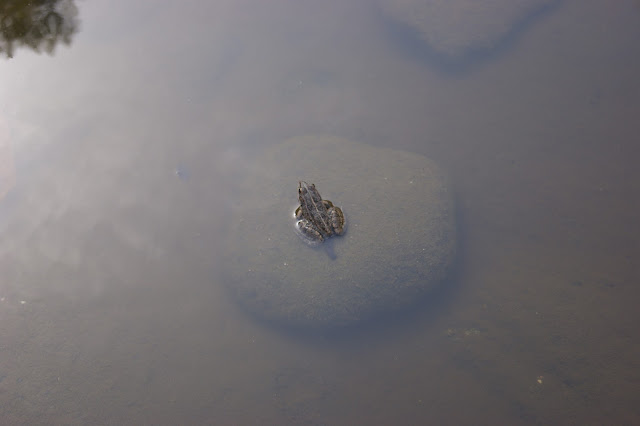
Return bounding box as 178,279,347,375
1,0,639,424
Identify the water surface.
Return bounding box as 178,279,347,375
0,0,639,424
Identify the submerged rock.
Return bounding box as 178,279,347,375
223,135,456,329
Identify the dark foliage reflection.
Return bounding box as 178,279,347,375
0,0,78,58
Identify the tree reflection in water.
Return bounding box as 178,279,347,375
0,0,78,58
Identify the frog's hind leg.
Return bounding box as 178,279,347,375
328,206,345,235
296,219,324,245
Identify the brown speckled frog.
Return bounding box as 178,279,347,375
295,181,345,245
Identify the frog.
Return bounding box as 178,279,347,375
294,181,345,245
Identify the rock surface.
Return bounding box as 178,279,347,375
379,0,556,59
224,135,456,329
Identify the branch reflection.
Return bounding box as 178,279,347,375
0,0,79,58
